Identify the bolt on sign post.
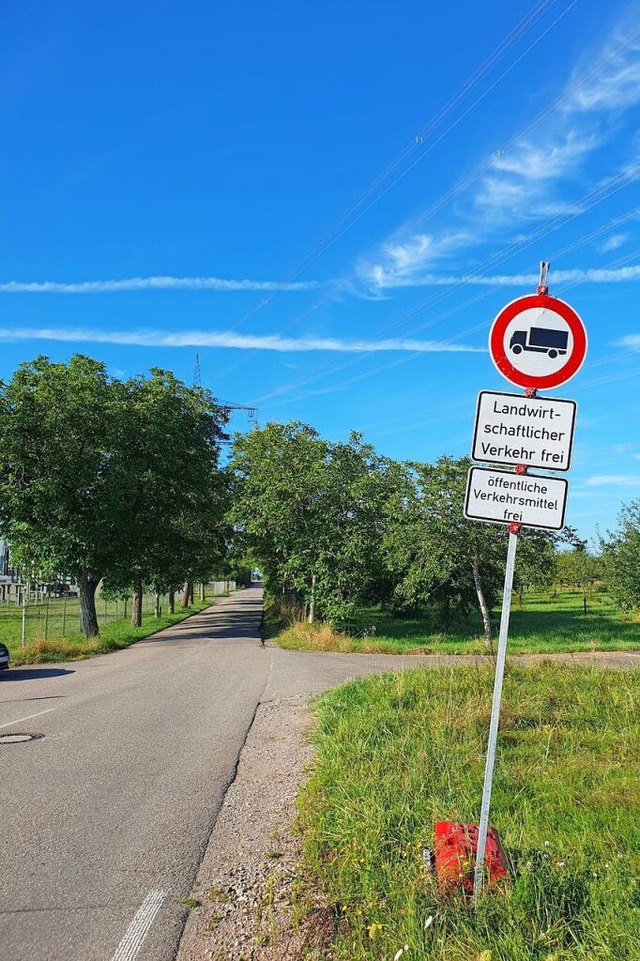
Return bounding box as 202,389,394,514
468,262,588,900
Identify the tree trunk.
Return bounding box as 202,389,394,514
78,571,100,639
131,579,143,627
308,573,316,624
182,580,193,608
583,591,588,615
200,582,206,602
154,591,161,618
471,555,492,646
169,590,175,614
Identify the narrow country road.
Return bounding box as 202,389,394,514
1,585,638,961
0,588,269,961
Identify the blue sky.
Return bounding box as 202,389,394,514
3,0,640,543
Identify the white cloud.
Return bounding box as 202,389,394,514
11,262,640,301
0,275,325,294
360,21,640,291
585,474,640,486
567,35,640,113
360,264,640,291
359,231,473,288
474,176,540,218
0,326,485,353
490,130,600,183
599,232,628,252
614,334,640,347
475,130,602,224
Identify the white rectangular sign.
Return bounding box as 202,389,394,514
464,467,568,530
471,391,576,471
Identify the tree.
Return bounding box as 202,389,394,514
99,369,229,625
0,356,121,636
383,456,562,643
383,456,506,642
0,357,230,638
599,500,640,611
229,422,328,613
555,547,601,613
513,531,557,605
229,422,397,624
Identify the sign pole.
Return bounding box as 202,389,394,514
473,261,552,900
473,523,518,899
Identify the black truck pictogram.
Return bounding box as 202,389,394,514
509,326,568,359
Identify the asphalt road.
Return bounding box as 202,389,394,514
1,585,638,961
0,588,270,961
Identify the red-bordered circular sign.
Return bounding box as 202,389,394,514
489,294,588,390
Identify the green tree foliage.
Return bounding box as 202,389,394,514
383,456,505,641
0,356,229,637
599,500,640,611
555,547,601,613
100,368,229,624
383,456,562,641
0,356,121,637
513,531,558,605
229,422,397,623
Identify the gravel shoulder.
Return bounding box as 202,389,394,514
176,693,331,961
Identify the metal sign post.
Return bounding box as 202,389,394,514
472,261,583,900
473,523,519,898
443,261,587,901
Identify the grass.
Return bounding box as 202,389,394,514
298,663,640,959
274,588,640,655
3,596,219,666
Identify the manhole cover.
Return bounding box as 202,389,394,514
0,732,44,744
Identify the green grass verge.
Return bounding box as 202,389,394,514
6,599,215,666
274,589,640,655
298,664,640,960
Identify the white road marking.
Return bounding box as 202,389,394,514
110,889,167,961
0,708,55,730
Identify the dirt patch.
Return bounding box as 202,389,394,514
176,697,333,961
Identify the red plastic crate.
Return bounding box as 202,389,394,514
434,821,508,895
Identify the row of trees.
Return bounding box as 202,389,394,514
229,422,584,641
231,420,640,636
1,356,637,642
0,356,231,636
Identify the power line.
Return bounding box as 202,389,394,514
214,0,576,385
226,8,631,393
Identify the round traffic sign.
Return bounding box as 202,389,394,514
489,294,587,390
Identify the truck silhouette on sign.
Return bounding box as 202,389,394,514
509,326,568,359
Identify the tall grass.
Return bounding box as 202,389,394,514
275,589,640,655
299,664,640,959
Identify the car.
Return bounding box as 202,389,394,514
0,643,10,670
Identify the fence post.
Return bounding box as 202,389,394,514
21,583,27,647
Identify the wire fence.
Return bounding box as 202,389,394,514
0,581,235,647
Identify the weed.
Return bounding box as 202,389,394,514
208,887,230,903
180,897,201,909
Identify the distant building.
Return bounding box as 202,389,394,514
0,538,17,582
